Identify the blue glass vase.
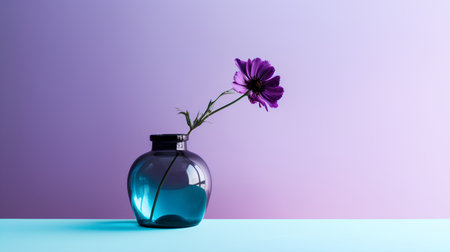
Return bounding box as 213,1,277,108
127,134,212,228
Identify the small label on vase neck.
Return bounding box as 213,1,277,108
176,142,185,150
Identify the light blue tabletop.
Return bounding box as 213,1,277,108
1,219,450,251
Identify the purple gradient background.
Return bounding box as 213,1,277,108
1,0,450,219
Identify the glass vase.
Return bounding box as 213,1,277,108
127,134,212,228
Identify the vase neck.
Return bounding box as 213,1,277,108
150,134,188,151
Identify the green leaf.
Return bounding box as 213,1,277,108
193,111,201,127
186,111,192,128
177,110,192,128
176,88,238,135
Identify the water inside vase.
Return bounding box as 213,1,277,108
129,154,208,228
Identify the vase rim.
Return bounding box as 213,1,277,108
150,134,189,142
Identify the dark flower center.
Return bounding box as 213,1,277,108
246,79,264,93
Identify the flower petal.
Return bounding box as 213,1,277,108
260,93,279,109
257,95,269,111
248,92,268,111
263,75,280,87
248,92,259,104
233,71,247,85
235,58,249,78
246,59,253,79
262,87,284,102
260,65,275,81
250,58,262,79
232,82,248,94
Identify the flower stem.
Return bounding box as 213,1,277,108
149,152,179,222
202,91,249,121
187,90,250,136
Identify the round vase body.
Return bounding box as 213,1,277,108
127,134,211,228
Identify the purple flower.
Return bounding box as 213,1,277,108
232,58,284,111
